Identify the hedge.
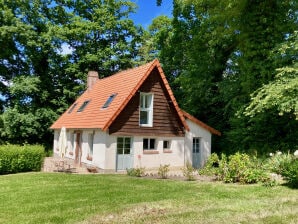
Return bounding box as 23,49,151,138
0,145,45,174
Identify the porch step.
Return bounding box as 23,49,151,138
42,157,89,174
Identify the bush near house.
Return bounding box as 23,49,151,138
0,145,45,174
200,151,298,187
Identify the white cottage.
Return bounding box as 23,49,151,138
50,59,220,171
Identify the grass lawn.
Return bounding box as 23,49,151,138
0,173,297,224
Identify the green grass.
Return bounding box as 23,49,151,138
0,173,297,224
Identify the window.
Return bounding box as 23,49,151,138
140,93,153,126
163,140,170,149
193,138,200,153
88,132,94,156
68,103,77,113
143,138,155,150
77,100,90,112
117,137,131,155
102,93,117,109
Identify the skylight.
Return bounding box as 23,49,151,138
68,103,77,113
102,93,117,109
77,100,90,112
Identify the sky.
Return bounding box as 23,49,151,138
129,0,173,28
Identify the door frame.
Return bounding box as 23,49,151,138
74,131,82,166
116,137,133,171
192,137,201,169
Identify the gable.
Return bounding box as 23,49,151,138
50,59,188,132
109,68,185,136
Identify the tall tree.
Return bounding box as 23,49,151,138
0,0,143,147
155,0,297,153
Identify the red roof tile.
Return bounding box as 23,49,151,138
50,59,189,131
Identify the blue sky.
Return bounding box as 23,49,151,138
130,0,173,28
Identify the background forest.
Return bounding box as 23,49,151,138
0,0,297,155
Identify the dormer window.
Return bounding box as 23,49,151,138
140,92,153,127
77,100,90,112
102,93,117,109
68,103,77,113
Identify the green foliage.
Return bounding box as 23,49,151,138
264,152,293,175
0,144,45,174
198,153,220,176
157,164,170,179
201,153,269,184
126,167,145,177
181,162,196,181
280,159,298,188
0,0,144,146
245,31,298,120
264,151,298,188
154,0,298,154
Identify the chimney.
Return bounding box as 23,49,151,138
87,71,98,90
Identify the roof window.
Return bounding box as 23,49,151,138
77,100,90,112
102,93,117,109
68,103,77,113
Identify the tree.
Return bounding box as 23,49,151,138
156,0,297,153
244,31,298,120
0,0,143,147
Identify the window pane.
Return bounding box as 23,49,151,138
193,138,200,153
117,138,123,154
124,138,130,148
163,141,169,149
102,93,117,108
77,100,90,112
140,111,148,124
124,148,130,154
140,95,144,108
145,95,151,108
143,138,148,150
149,139,155,149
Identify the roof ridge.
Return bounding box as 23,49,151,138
97,60,156,82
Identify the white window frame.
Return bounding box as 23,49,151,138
163,140,171,150
143,138,156,150
193,138,200,154
139,92,154,127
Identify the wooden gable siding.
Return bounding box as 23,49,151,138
109,68,185,137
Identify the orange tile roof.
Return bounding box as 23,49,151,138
182,110,221,136
50,59,189,131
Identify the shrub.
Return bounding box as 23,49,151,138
0,144,45,174
126,167,145,177
200,152,269,184
280,158,298,188
182,162,196,181
158,164,170,179
264,152,293,174
198,153,220,176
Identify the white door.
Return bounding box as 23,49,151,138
116,137,133,170
192,137,200,169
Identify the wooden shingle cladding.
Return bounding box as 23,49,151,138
109,68,185,137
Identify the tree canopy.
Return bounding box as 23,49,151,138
1,0,297,154
0,0,143,147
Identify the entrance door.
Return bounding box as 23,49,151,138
192,137,200,169
116,137,133,170
74,132,82,165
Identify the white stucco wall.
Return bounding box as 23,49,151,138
185,119,212,168
133,136,185,169
53,121,212,170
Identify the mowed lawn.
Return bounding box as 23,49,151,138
0,173,297,224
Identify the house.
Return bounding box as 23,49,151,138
50,59,220,171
